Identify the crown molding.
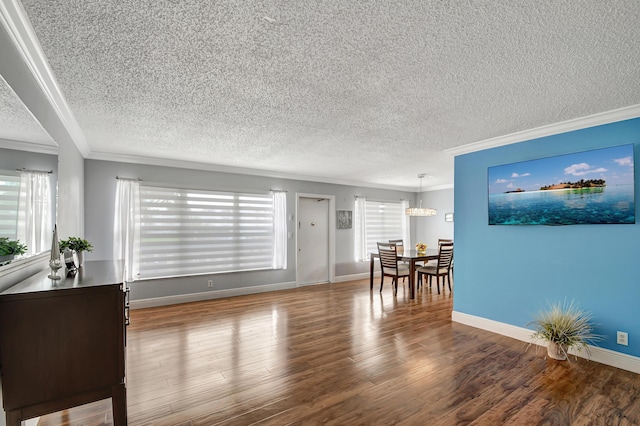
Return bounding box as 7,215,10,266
423,183,454,192
446,104,640,157
0,0,90,156
0,138,58,155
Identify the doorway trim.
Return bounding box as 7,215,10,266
295,193,336,286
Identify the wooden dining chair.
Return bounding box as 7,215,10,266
388,239,404,250
417,242,453,294
388,239,409,282
377,242,410,295
438,239,454,280
424,238,454,276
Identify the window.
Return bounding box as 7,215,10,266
0,172,21,239
0,170,52,256
354,198,409,261
136,185,285,280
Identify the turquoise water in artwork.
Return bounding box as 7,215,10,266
488,185,635,225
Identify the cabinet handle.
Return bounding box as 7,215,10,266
124,287,131,326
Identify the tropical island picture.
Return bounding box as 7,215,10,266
488,144,635,225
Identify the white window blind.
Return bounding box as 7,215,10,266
364,200,404,257
0,173,21,239
139,185,276,279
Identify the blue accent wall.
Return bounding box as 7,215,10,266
454,117,640,356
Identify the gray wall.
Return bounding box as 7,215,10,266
84,159,417,301
413,188,455,249
57,142,84,240
0,148,57,176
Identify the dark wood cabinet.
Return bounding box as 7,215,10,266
0,261,127,425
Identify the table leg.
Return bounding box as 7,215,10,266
369,253,374,290
409,259,416,299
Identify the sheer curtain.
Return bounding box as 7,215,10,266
272,191,287,269
354,196,367,262
113,178,140,282
17,171,52,256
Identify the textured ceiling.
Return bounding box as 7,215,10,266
0,75,55,147
14,0,640,189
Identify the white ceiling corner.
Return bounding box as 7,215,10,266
0,0,89,156
0,74,56,150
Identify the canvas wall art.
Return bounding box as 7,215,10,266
336,210,352,229
488,144,635,225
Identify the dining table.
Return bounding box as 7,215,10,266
370,248,439,299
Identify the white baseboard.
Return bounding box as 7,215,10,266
130,281,297,309
130,274,379,309
452,311,640,374
297,281,329,287
333,272,378,283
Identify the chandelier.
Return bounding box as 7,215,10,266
405,174,437,216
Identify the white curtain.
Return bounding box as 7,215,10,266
272,191,287,269
17,171,52,256
114,179,140,282
354,196,367,262
402,199,411,248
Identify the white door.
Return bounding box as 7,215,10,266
297,197,330,285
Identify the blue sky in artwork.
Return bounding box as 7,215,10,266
488,144,635,194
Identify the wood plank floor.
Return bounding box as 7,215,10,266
38,278,640,425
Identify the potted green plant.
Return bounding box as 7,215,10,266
0,237,28,265
528,300,603,361
59,237,93,267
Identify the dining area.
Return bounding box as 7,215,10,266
369,240,453,299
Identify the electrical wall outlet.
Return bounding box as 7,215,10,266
617,331,628,346
207,280,213,288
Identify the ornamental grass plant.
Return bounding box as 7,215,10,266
528,300,603,361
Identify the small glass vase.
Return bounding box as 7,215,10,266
48,258,62,280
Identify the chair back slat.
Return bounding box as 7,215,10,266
437,242,454,270
377,242,399,271
388,239,405,255
376,241,410,294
